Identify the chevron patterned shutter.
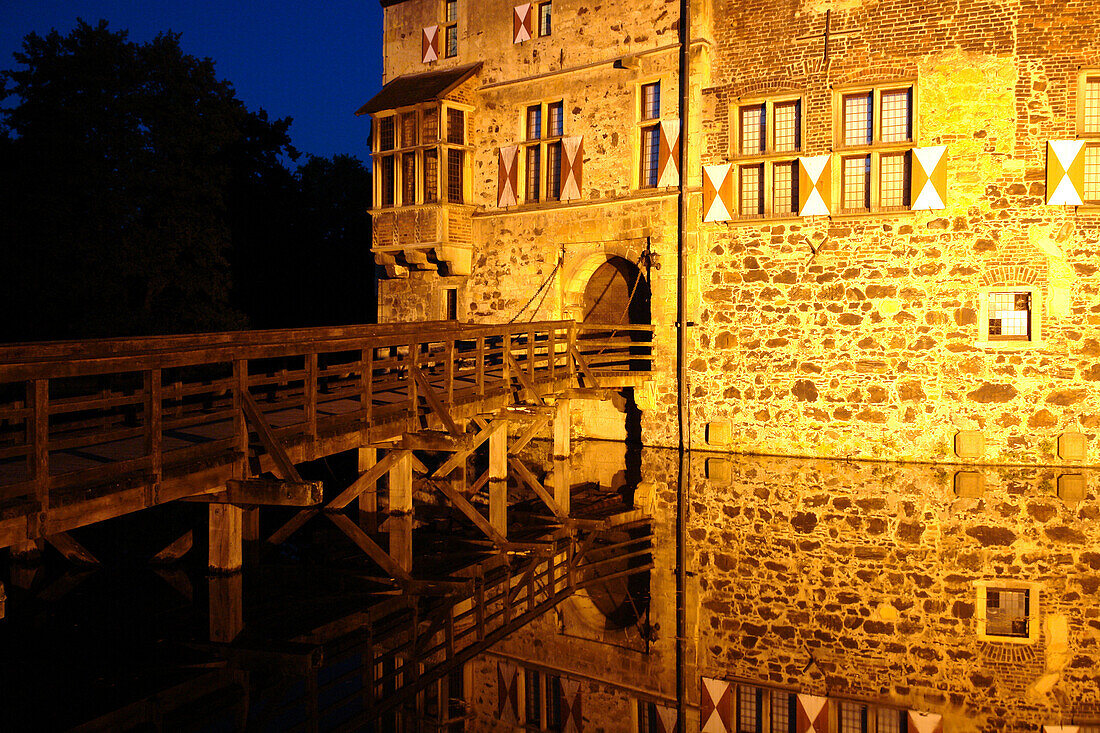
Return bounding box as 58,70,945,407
422,26,440,63
654,703,678,733
498,145,519,207
702,165,734,222
560,136,584,201
657,120,681,187
497,661,519,723
796,694,829,733
1046,140,1086,205
910,146,948,210
700,677,733,733
513,4,533,43
907,711,943,733
798,155,832,216
561,678,583,732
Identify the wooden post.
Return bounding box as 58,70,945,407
548,327,557,382
553,399,571,515
361,347,374,430
567,324,578,383
208,503,243,574
242,507,260,566
387,451,413,573
29,379,49,512
476,336,485,398
527,328,536,383
406,342,418,432
445,339,455,408
305,352,318,440
145,369,162,497
208,573,243,643
489,422,508,539
232,360,249,480
358,447,379,533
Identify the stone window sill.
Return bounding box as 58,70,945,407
974,340,1047,350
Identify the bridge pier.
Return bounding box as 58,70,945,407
208,504,243,574
489,426,508,539
553,400,571,515
357,447,380,534
387,451,413,573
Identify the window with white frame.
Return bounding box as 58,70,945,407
836,84,914,213
523,100,564,203
372,103,469,209
639,81,662,188
1081,73,1100,204
731,96,802,217
976,582,1039,643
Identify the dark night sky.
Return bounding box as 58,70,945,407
0,1,385,162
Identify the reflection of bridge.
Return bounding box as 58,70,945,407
0,320,654,727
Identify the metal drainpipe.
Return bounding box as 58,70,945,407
675,0,691,725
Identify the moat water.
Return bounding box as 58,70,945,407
1,444,1097,731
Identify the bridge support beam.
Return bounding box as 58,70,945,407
357,447,380,534
208,504,243,574
489,424,508,538
553,400,571,516
209,573,243,643
386,451,413,574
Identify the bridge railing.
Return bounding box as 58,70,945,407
0,320,652,533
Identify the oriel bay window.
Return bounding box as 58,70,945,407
836,84,914,213
523,100,564,202
731,96,802,217
372,102,471,208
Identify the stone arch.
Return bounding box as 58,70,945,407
563,253,650,324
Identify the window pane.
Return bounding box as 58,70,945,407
525,146,541,202
402,153,416,205
445,24,458,57
880,151,910,208
380,156,395,207
525,670,541,725
876,708,903,733
739,164,762,216
839,702,866,733
447,108,465,144
548,101,564,137
1085,144,1100,202
740,104,765,154
545,676,562,728
546,141,562,199
772,160,798,214
447,148,464,203
640,124,660,187
538,1,552,36
1085,76,1100,133
842,155,870,210
379,117,395,151
641,82,660,121
844,92,873,145
881,88,912,142
446,0,458,23
422,107,439,143
987,294,1030,341
737,685,760,733
424,150,438,203
526,105,542,141
770,691,793,733
986,587,1029,635
774,100,800,152
401,112,418,148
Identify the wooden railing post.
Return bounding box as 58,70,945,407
568,323,578,383
305,352,318,440
361,347,374,435
144,369,162,495
406,342,418,432
548,327,557,382
445,339,455,408
232,360,248,479
476,336,486,398
501,334,511,390
527,328,536,383
28,379,49,513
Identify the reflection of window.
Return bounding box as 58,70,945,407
444,0,458,57
523,668,563,730
371,104,469,208
732,96,802,217
836,84,914,212
1081,74,1100,203
986,587,1030,637
523,100,564,203
639,81,661,188
538,1,552,36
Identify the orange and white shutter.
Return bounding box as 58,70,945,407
910,146,947,210
702,165,734,222
798,155,832,216
498,145,519,207
560,136,584,201
700,677,733,733
422,26,440,63
657,120,681,188
561,678,583,732
513,4,533,43
496,662,519,723
908,711,943,733
1046,140,1086,205
652,704,678,733
796,694,829,733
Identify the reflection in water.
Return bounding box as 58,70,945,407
1,444,1097,731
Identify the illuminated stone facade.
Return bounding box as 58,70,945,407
364,0,1100,465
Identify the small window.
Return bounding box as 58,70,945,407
525,669,542,726
987,291,1031,341
445,288,458,320
526,105,542,141
879,151,910,209
843,92,873,146
737,685,762,733
739,164,763,216
400,112,418,147
875,708,906,733
1086,144,1100,203
424,149,439,203
538,1,552,36
422,107,440,143
445,0,458,23
401,152,416,205
546,141,562,199
1085,76,1100,133
447,148,464,203
639,81,661,189
839,702,868,733
380,156,396,207
986,587,1030,637
740,104,765,154
842,155,871,211
545,674,563,729
880,88,912,142
770,690,796,733
525,146,542,202
773,100,800,152
379,117,396,151
447,108,465,144
637,701,658,733
772,161,798,215
548,101,564,137
641,81,661,121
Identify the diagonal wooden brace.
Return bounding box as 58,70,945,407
509,415,551,456
508,457,565,519
409,363,463,437
328,450,409,510
240,390,304,483
326,512,412,583
433,479,508,546
431,420,506,479
504,348,545,403
568,343,601,388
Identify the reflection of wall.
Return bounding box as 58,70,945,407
691,455,1100,729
